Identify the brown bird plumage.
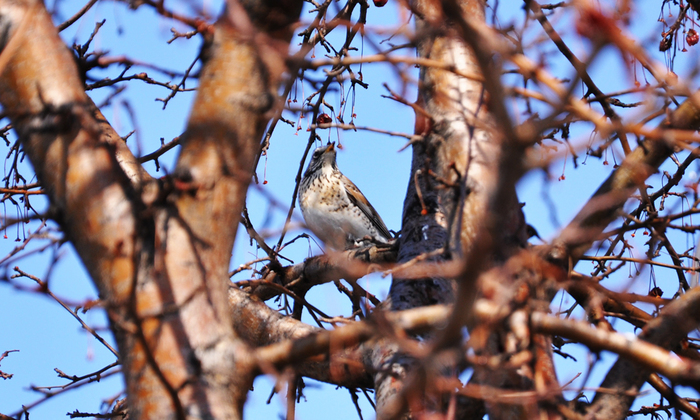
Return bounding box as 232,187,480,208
298,143,391,250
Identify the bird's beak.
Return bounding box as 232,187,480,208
325,142,335,153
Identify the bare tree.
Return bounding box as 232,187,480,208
2,0,700,419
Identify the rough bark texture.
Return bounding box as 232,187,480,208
372,0,528,417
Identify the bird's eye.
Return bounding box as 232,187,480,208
312,151,322,158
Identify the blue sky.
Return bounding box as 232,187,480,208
1,0,700,418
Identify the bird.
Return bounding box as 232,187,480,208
298,142,392,251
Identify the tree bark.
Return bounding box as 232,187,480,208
0,0,302,418
372,0,529,417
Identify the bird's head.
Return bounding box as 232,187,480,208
304,142,337,176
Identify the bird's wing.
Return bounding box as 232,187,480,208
343,175,392,241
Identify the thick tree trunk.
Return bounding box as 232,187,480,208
0,0,302,418
373,0,529,417
6,0,700,419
